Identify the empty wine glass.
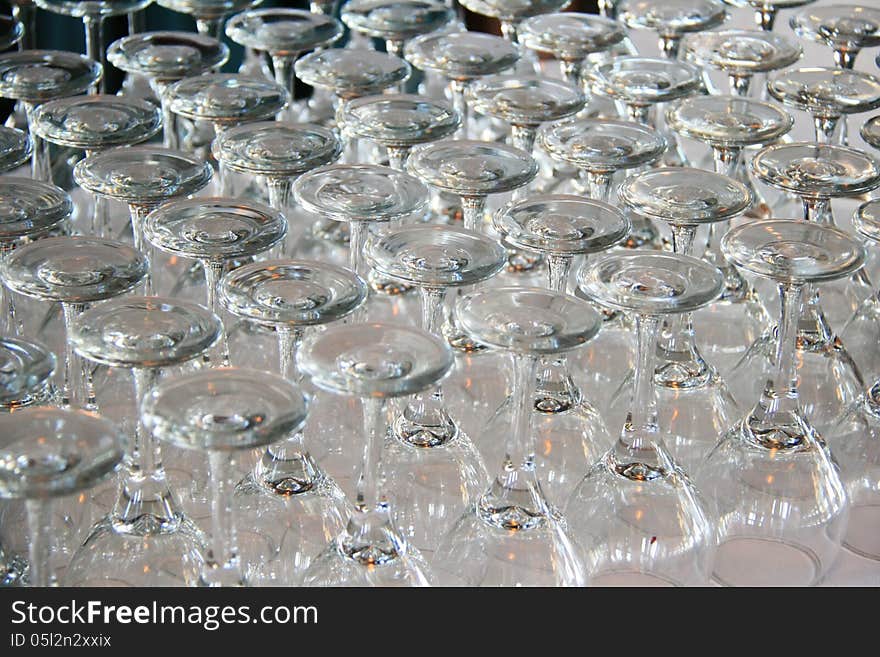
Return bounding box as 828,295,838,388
538,118,666,248
404,31,519,138
0,50,102,181
518,12,626,88
342,94,461,171
467,75,586,155
791,5,880,70
586,56,703,167
31,95,163,236
64,296,222,586
768,67,880,145
156,0,263,39
33,0,151,92
73,146,213,253
704,219,862,586
340,0,453,59
611,168,749,472
572,251,722,586
298,322,453,586
365,225,504,555
0,178,72,335
144,367,309,586
617,0,728,59
681,28,802,96
0,126,31,173
433,287,600,586
830,200,880,561
107,31,230,149
0,236,149,409
489,195,629,504
0,408,123,586
726,0,815,33
225,8,343,118
456,0,569,49
219,259,365,583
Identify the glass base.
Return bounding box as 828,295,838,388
712,537,822,587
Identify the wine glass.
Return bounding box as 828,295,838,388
341,94,460,171
64,296,222,586
489,195,629,504
31,95,163,236
518,12,626,88
0,408,123,586
365,224,504,555
218,259,365,583
433,286,600,586
225,8,343,118
790,5,880,71
143,367,309,586
586,56,703,167
611,168,750,472
863,114,880,151
681,28,802,96
617,0,728,60
73,146,213,253
33,0,151,93
0,236,149,409
572,251,723,585
156,0,264,39
725,0,815,33
298,322,453,586
768,66,880,144
404,31,519,138
456,0,569,50
0,178,72,335
704,219,862,586
0,50,102,181
830,200,880,561
340,0,453,59
0,337,55,585
107,31,230,149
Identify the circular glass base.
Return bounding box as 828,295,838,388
844,504,880,560
713,537,821,587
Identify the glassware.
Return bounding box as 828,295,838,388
341,94,460,171
0,178,72,335
571,251,722,586
365,224,504,555
681,28,802,96
73,146,213,253
144,367,309,586
768,67,880,144
790,5,880,70
156,0,263,39
703,219,861,586
489,195,629,504
586,56,703,167
727,0,815,33
33,0,151,92
64,296,222,586
830,201,880,561
863,114,880,151
218,260,365,583
611,168,749,472
617,0,728,59
0,126,31,173
518,12,626,89
0,14,23,52
340,0,453,59
0,408,123,586
0,50,102,181
0,236,149,409
212,121,341,222
467,75,585,155
107,31,230,149
456,0,569,48
404,31,519,138
433,286,600,586
298,322,453,586
225,8,343,117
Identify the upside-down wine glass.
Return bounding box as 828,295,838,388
340,0,453,60
156,0,263,39
617,0,728,60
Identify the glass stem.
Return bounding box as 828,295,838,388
626,103,651,125
276,325,303,382
82,15,104,94
712,146,740,179
128,203,151,253
151,80,178,150
385,39,404,59
547,254,572,294
585,170,614,202
25,499,52,587
23,103,50,183
461,196,485,232
620,314,661,454
449,79,469,138
357,396,387,514
385,145,410,171
128,8,145,35
61,302,86,409
560,59,583,89
658,35,680,60
728,73,752,97
13,2,36,50
196,16,224,39
204,451,241,585
203,258,230,366
348,220,370,280
266,176,292,209
272,55,297,107
755,8,776,31
813,114,840,144
509,124,536,154
833,48,858,70
802,196,833,225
